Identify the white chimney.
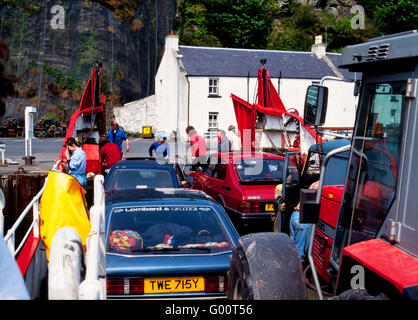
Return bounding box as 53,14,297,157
311,35,326,58
165,34,179,52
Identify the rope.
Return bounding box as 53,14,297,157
64,253,81,298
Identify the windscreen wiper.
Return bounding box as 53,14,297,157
177,247,211,251
132,246,180,252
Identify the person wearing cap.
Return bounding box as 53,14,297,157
148,132,170,159
226,124,242,151
106,120,130,153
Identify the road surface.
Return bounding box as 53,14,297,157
0,137,189,174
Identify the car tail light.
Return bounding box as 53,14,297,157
239,201,252,213
204,275,228,293
107,278,144,295
239,201,262,213
252,202,261,213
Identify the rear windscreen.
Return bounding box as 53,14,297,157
107,169,174,190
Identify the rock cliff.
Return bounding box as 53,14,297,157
1,0,177,122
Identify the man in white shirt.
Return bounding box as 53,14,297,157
226,125,242,151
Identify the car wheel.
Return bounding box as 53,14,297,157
227,247,247,299
228,232,307,300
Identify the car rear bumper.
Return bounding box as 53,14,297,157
107,292,227,299
227,208,275,220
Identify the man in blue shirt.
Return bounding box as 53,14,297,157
106,120,130,153
217,129,231,152
149,132,170,159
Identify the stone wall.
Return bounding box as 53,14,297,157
112,95,158,134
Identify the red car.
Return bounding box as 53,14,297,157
187,152,287,230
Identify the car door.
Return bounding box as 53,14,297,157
201,158,217,197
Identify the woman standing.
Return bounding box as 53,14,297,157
64,137,87,189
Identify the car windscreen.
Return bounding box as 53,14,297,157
234,158,283,184
106,169,175,190
107,205,231,254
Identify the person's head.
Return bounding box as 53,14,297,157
156,132,167,143
99,136,109,149
111,120,118,131
217,129,226,141
186,125,196,137
228,125,236,133
65,137,80,153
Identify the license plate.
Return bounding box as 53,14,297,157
144,277,204,293
265,204,275,212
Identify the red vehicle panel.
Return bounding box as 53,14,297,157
337,239,418,295
319,185,344,228
313,185,344,283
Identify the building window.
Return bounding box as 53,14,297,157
208,112,218,130
209,78,219,96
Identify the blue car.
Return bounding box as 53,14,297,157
105,188,240,299
104,157,189,190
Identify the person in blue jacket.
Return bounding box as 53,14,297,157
106,120,130,153
149,132,170,159
64,137,87,189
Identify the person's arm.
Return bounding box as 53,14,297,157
165,143,170,158
68,150,83,171
125,138,129,152
148,143,155,156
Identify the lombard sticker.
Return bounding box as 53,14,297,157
113,206,209,214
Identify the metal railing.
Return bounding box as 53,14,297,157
79,174,106,299
3,161,106,299
3,161,62,256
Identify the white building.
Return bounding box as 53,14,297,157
114,35,359,142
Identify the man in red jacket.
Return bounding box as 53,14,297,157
186,126,207,167
99,136,122,174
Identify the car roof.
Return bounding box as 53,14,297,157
210,151,285,162
105,188,213,205
308,139,350,154
112,157,176,169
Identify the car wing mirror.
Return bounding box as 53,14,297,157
300,202,320,224
299,188,319,224
303,85,328,126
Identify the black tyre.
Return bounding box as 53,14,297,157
228,232,306,300
327,288,388,300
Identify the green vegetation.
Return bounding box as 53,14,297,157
357,0,418,34
177,0,277,48
176,0,418,52
42,64,81,91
